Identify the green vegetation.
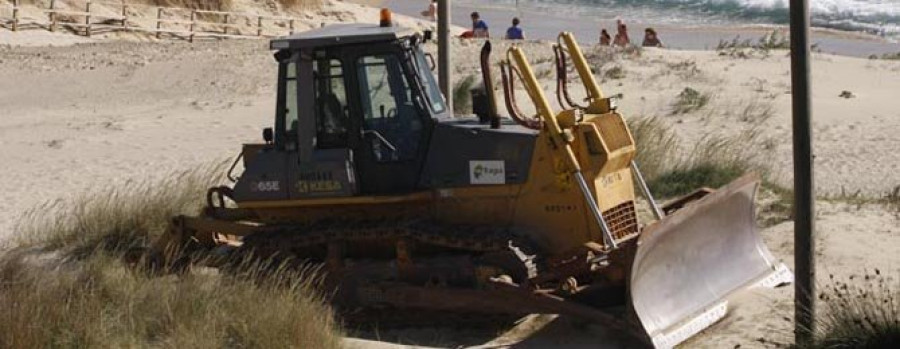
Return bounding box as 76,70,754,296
13,163,225,256
1,166,342,348
758,182,794,227
887,185,900,213
628,117,767,198
670,87,710,115
628,116,679,181
453,74,478,115
716,30,790,58
873,52,900,60
648,163,744,198
819,185,900,214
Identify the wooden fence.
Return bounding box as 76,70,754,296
1,0,301,41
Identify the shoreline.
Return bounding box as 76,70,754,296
378,0,900,57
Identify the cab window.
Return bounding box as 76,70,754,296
356,54,423,162
280,58,299,145
313,58,348,149
414,50,447,114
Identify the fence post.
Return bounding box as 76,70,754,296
189,10,195,43
257,16,262,36
121,1,127,28
85,1,91,37
223,13,229,35
156,7,162,39
12,0,18,32
289,19,294,34
49,0,57,32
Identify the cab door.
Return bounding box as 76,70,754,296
285,50,359,199
350,51,431,195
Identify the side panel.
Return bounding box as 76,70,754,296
419,123,537,188
433,185,521,225
287,149,358,199
512,133,594,255
232,149,290,202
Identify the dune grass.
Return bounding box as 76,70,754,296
627,116,680,181
12,163,225,256
670,87,711,115
453,74,478,115
140,0,323,11
628,116,768,198
1,165,342,348
716,30,790,58
800,271,900,349
0,251,340,348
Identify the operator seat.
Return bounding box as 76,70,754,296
317,92,346,148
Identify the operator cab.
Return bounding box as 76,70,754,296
233,24,449,201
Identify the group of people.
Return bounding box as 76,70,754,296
599,20,662,47
422,1,522,40
461,12,524,40
421,1,661,46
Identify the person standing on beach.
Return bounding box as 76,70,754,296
505,17,525,40
600,29,611,45
420,0,437,22
613,21,630,47
471,12,490,38
642,28,663,47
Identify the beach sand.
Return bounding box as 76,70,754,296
2,0,899,348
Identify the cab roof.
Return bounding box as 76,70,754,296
270,23,416,50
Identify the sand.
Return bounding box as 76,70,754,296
2,0,899,348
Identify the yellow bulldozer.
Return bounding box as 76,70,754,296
151,20,792,348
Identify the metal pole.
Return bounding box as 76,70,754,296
437,0,452,115
790,0,815,345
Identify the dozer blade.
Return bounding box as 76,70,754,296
630,174,793,348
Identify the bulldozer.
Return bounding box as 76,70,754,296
151,18,792,348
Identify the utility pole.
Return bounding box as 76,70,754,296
790,0,815,345
438,0,452,115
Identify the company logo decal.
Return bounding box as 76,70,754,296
469,160,505,185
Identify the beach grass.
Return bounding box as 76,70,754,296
1,165,342,348
11,163,226,256
0,251,340,349
136,0,322,11
628,116,769,198
628,116,680,181
799,271,900,349
453,74,478,115
716,30,790,58
670,87,710,115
